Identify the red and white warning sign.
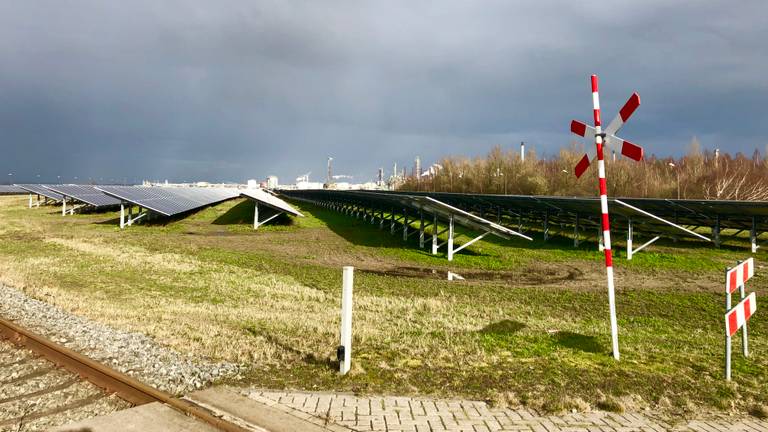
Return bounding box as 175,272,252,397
726,292,756,337
723,258,757,381
726,257,754,293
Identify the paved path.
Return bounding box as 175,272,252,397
244,389,768,432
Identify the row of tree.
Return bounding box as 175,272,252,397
399,139,768,200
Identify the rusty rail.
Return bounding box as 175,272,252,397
0,317,251,432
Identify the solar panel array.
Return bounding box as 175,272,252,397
281,189,768,240
284,189,529,241
0,185,26,195
16,184,64,201
44,185,122,208
96,186,240,216
240,188,303,217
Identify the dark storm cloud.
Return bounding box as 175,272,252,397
0,1,766,184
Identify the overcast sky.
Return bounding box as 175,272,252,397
1,1,766,184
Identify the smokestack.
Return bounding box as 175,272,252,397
327,157,333,185
520,142,525,162
377,168,383,186
415,156,421,179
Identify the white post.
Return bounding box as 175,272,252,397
447,215,455,261
419,212,425,248
120,204,125,229
626,218,633,260
28,194,33,209
751,217,758,254
62,198,67,216
339,266,354,375
257,203,262,226
598,226,605,251
390,209,395,235
432,214,439,255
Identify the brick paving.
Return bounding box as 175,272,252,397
243,389,768,432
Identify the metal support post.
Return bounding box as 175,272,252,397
390,209,395,235
598,225,605,251
626,218,633,260
574,214,580,247
432,214,439,255
339,266,354,375
402,209,408,241
253,203,259,229
750,216,758,253
447,215,455,261
28,194,33,209
379,209,384,230
543,211,549,242
419,211,425,248
62,198,67,216
714,215,721,248
120,204,125,229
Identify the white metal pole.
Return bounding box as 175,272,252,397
339,266,354,375
120,204,125,229
626,218,633,260
447,215,455,261
256,203,261,227
62,198,67,216
419,212,425,248
432,214,439,255
28,194,33,209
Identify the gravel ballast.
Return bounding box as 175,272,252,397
0,284,242,395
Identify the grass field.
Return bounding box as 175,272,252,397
0,195,765,416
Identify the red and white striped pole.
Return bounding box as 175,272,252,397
591,74,620,360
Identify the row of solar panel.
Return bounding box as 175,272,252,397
9,184,301,219
280,189,768,238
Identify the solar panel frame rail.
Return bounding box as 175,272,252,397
241,188,303,229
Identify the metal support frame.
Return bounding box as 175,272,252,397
119,203,148,229
543,211,549,242
61,198,86,216
253,202,283,230
626,217,660,260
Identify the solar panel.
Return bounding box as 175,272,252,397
0,185,26,195
95,186,240,216
16,184,64,202
241,188,303,217
282,189,529,241
44,185,121,208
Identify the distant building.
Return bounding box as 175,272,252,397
266,176,278,189
247,179,259,189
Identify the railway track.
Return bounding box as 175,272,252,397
0,318,251,432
